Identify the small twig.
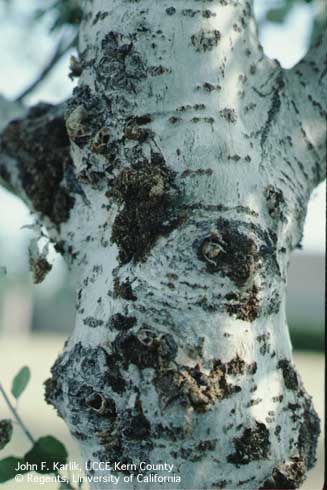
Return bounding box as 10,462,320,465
15,32,77,103
0,382,35,445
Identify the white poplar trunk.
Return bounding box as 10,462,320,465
1,1,325,489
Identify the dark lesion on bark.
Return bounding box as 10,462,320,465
112,326,178,369
261,386,320,489
265,185,286,222
1,103,75,225
112,277,137,301
108,313,136,331
155,360,242,413
94,396,153,473
227,421,270,465
225,285,260,322
29,255,52,284
277,360,298,391
298,393,320,470
226,355,257,376
196,219,279,287
108,152,184,264
260,458,306,489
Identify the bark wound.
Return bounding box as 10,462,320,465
109,154,181,263
1,104,75,224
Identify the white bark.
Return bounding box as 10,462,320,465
1,1,325,489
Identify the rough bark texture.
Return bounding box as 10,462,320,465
1,1,326,489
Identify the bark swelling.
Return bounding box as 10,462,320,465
1,1,326,489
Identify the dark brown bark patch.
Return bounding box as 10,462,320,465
108,313,136,331
109,153,182,264
265,185,286,221
225,285,260,322
83,317,104,328
226,355,257,376
298,394,320,470
260,458,305,489
95,399,153,470
191,29,221,52
113,277,137,301
105,354,127,394
122,399,151,441
197,220,260,287
227,421,270,465
277,360,298,390
155,361,241,413
1,103,75,224
113,327,178,369
29,256,52,284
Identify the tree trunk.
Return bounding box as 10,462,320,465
0,1,325,489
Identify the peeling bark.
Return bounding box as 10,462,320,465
1,1,326,489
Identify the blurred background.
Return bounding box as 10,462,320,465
0,1,325,489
